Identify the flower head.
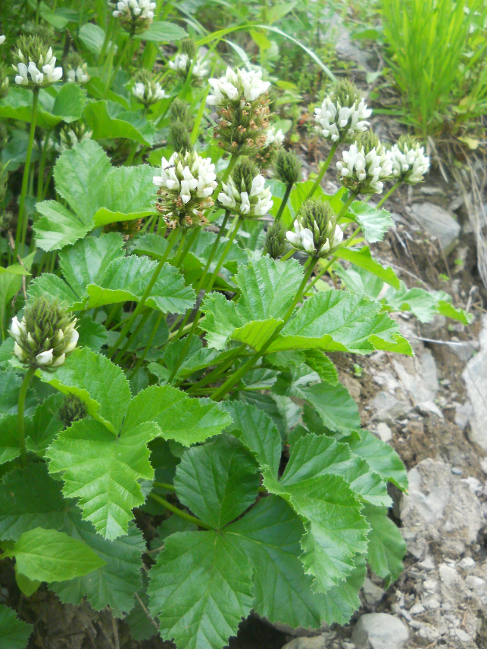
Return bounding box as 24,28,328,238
55,122,92,154
112,0,156,33
390,135,430,185
286,199,342,258
255,125,285,167
169,40,209,80
65,53,89,84
264,221,288,259
12,36,62,88
131,69,165,106
153,151,217,228
10,296,78,370
218,158,273,218
315,79,371,143
274,149,302,186
207,67,271,156
336,130,392,195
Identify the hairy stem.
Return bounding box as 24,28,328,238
275,182,293,222
17,366,36,467
376,180,401,208
305,141,339,201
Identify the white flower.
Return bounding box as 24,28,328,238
315,95,371,143
36,349,54,365
169,52,208,78
286,218,343,258
67,67,89,84
14,52,62,87
15,62,29,86
264,126,284,147
10,316,26,343
0,35,6,45
42,58,63,84
390,140,430,185
218,172,273,218
51,353,66,367
337,140,392,195
14,342,28,362
112,0,156,21
64,328,79,353
131,78,165,105
207,67,270,106
28,62,44,85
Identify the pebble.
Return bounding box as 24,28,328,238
375,422,393,443
455,628,471,642
351,613,409,649
409,603,425,615
451,467,463,475
281,636,327,649
458,557,476,570
418,556,436,571
363,578,384,606
422,596,441,610
465,575,485,591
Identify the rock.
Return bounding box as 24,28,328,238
450,340,479,361
455,402,473,431
465,575,486,593
418,556,436,571
410,203,460,253
375,423,392,443
409,603,425,615
458,557,476,570
481,458,487,474
371,392,411,422
363,578,384,607
463,315,487,451
392,348,439,408
400,459,483,556
282,636,327,649
455,628,471,642
351,613,409,649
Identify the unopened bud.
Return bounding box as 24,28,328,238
275,150,301,186
264,221,288,259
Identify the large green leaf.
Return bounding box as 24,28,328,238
221,401,282,477
349,202,394,243
0,415,21,465
0,87,72,129
51,83,87,123
34,200,92,251
25,394,64,455
363,504,406,585
385,282,472,324
0,464,67,540
0,604,33,649
53,508,146,617
85,255,195,314
47,418,159,539
39,348,131,434
135,21,188,42
4,528,105,583
334,245,400,289
84,100,157,145
174,436,259,529
121,385,232,446
148,531,253,649
0,373,22,416
294,381,361,433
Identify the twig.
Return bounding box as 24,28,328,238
111,615,120,649
135,592,160,630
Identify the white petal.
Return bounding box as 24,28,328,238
36,349,54,365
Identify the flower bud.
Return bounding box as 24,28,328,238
112,0,156,33
170,99,192,126
390,135,430,185
168,40,208,80
12,36,63,88
274,149,301,186
169,121,193,154
264,221,288,259
336,130,392,195
55,122,92,154
218,158,273,218
315,79,371,143
9,296,78,370
131,69,165,106
286,199,342,258
58,394,88,428
207,67,271,156
153,151,217,229
0,64,9,99
65,53,90,84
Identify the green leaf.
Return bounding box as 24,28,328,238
302,350,338,385
363,504,406,585
52,509,146,617
0,415,21,465
84,101,157,146
0,464,67,540
52,83,87,123
28,270,81,304
385,282,473,325
121,385,232,446
86,256,195,314
318,554,366,625
79,23,108,55
148,531,253,649
349,202,394,243
335,245,400,289
158,337,221,381
25,393,64,455
294,381,361,433
0,87,61,129
343,429,408,492
175,436,259,529
47,418,158,539
15,572,41,597
76,315,108,352
220,401,282,477
0,604,33,649
5,528,105,583
135,21,188,42
34,200,92,252
0,374,22,416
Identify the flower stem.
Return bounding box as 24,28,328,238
17,366,36,467
337,191,358,220
210,259,317,402
376,180,401,209
16,87,39,257
187,345,246,394
275,182,293,222
305,141,339,201
148,492,213,530
204,215,242,293
307,224,363,291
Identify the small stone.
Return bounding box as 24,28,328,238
461,477,482,493
462,314,487,451
400,609,412,623
439,564,462,589
282,636,327,649
480,458,487,474
363,578,384,606
409,620,421,630
451,467,463,475
422,595,441,610
351,613,409,649
410,202,460,253
371,392,411,422
465,575,485,591
455,403,473,431
342,644,355,649
458,557,476,570
423,579,439,591
418,556,436,571
455,628,471,642
375,423,392,444
419,625,441,641
409,603,425,615
391,603,402,615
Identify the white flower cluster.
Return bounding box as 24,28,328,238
264,126,285,147
112,0,155,20
390,141,430,185
10,316,78,367
207,67,270,106
67,66,89,84
337,142,392,194
132,80,165,104
315,95,371,143
286,220,343,257
14,48,62,86
219,174,273,218
0,35,5,45
168,53,209,78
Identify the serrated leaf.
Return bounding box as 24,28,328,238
302,350,338,385
135,21,188,41
52,83,87,123
334,262,384,299
0,464,67,540
5,528,105,583
84,100,156,145
335,245,400,289
52,508,146,617
0,604,33,649
0,373,22,416
38,347,131,434
34,200,92,251
0,415,21,464
27,271,81,304
385,282,472,325
318,554,366,625
343,429,408,492
76,315,108,352
121,385,232,446
86,255,195,314
125,573,159,640
363,504,406,585
295,381,361,433
159,337,221,381
220,401,282,477
349,202,394,243
47,418,158,539
175,436,259,529
148,531,253,649
24,394,64,456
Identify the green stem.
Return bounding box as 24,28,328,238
16,87,39,256
148,492,213,530
280,248,295,262
129,311,164,378
305,141,338,201
210,260,317,402
275,182,293,222
211,155,238,207
337,191,358,220
109,229,178,359
187,345,246,394
37,130,51,201
113,307,150,365
307,225,362,291
153,481,175,491
17,366,36,467
376,180,401,209
204,215,242,293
